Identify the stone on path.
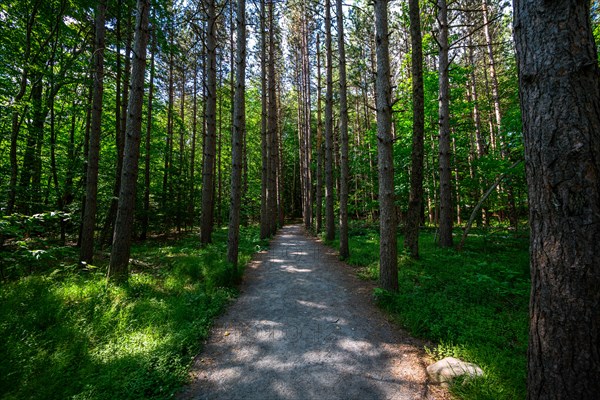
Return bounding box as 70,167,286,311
426,357,484,386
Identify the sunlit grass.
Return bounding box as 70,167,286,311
0,225,267,400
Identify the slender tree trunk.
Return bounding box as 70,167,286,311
336,0,349,259
108,0,151,282
315,33,323,233
437,0,453,248
163,9,175,226
300,5,311,232
259,0,269,239
101,5,132,247
227,0,246,268
374,0,398,292
200,0,218,244
140,19,155,240
189,53,199,226
514,1,600,397
404,0,425,257
80,0,107,264
324,0,335,241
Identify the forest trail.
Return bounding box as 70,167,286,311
179,224,442,400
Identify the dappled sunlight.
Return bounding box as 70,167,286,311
182,225,429,400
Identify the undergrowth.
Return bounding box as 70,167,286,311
328,222,529,400
0,225,267,400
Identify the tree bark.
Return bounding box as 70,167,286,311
315,33,323,234
108,0,151,282
200,0,218,244
374,0,398,292
80,0,107,265
336,0,349,259
437,0,453,248
140,17,155,241
514,1,600,398
404,0,425,258
227,0,246,269
259,0,269,239
324,0,335,241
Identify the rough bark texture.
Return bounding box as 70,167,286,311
404,0,425,258
324,0,335,242
107,0,150,282
79,0,107,265
227,0,246,268
336,0,349,259
259,0,269,239
374,0,398,293
436,0,453,248
200,0,218,244
315,33,323,234
513,1,600,398
141,20,155,241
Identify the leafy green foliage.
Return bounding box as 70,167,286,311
0,226,267,400
328,222,529,400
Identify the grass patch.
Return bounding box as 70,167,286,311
0,225,267,400
328,222,529,400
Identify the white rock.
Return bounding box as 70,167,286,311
426,357,484,385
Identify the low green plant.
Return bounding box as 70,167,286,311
0,225,267,400
330,222,529,400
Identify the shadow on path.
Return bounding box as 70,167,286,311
179,225,438,400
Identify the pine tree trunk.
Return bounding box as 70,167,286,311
259,0,269,239
141,19,155,240
108,0,151,282
374,0,398,292
80,0,107,264
200,0,218,244
437,0,453,248
404,0,425,258
227,0,246,268
514,1,600,397
315,33,323,233
336,0,349,259
324,0,335,241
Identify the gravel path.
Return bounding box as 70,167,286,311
179,224,444,400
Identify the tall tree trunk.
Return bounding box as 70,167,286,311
140,18,155,240
514,1,600,397
200,0,218,244
189,53,199,227
108,0,151,282
227,0,246,268
324,0,335,241
163,7,175,226
437,0,453,248
101,4,131,247
300,4,311,232
315,33,323,233
336,0,349,259
259,0,269,239
374,0,398,292
404,0,425,257
80,0,107,264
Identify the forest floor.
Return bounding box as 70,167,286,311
178,224,449,400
